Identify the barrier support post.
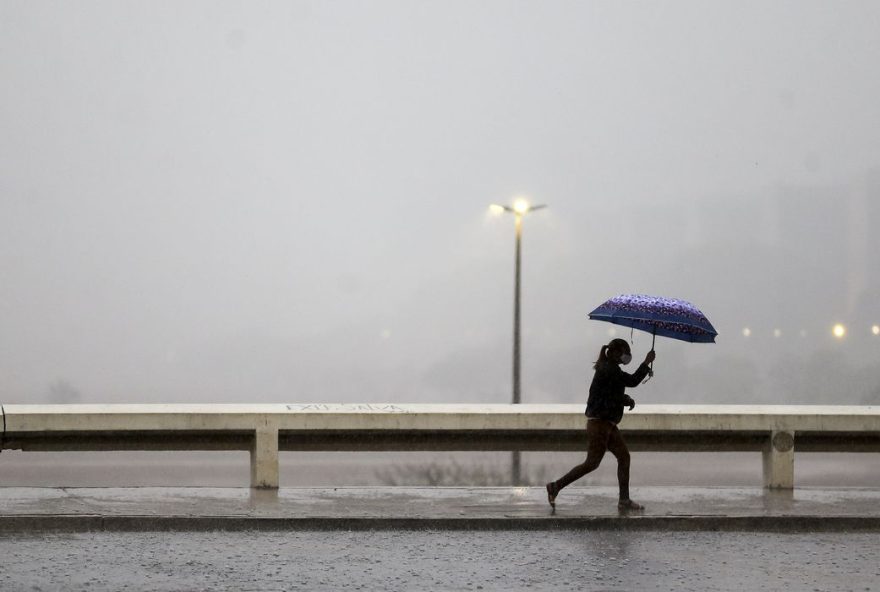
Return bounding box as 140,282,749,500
250,427,279,489
762,430,795,489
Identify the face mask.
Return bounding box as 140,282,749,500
620,353,633,365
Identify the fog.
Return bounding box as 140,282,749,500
2,1,879,407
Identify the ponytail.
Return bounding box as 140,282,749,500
593,345,609,370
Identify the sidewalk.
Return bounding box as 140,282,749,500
1,486,879,532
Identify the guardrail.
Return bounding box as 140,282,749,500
2,404,878,489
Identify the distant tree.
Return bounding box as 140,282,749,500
862,382,880,405
47,379,82,403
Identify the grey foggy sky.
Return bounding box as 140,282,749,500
1,1,879,405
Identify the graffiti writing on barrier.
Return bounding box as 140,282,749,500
285,403,409,413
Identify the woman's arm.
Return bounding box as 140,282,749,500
622,364,651,388
621,351,656,388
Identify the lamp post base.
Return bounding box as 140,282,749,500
511,450,521,485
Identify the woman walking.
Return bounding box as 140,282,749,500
546,338,655,511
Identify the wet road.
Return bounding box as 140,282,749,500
3,450,880,488
1,530,877,591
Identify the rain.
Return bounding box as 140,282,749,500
1,2,877,409
1,2,880,590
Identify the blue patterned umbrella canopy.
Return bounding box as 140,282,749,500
588,294,718,344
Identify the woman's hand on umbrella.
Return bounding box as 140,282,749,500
644,350,656,365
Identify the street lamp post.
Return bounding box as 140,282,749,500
490,199,547,485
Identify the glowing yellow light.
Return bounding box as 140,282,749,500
742,327,751,337
513,199,530,215
773,329,782,338
489,204,505,216
873,325,880,336
832,324,846,339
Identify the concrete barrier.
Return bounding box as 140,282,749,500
2,404,879,489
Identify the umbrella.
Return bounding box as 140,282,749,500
588,293,718,378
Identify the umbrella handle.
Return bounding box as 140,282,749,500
643,330,655,384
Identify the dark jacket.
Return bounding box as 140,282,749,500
585,361,651,424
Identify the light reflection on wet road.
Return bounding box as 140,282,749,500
1,530,877,591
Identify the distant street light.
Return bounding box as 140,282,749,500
833,324,847,339
872,325,879,336
489,198,547,485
